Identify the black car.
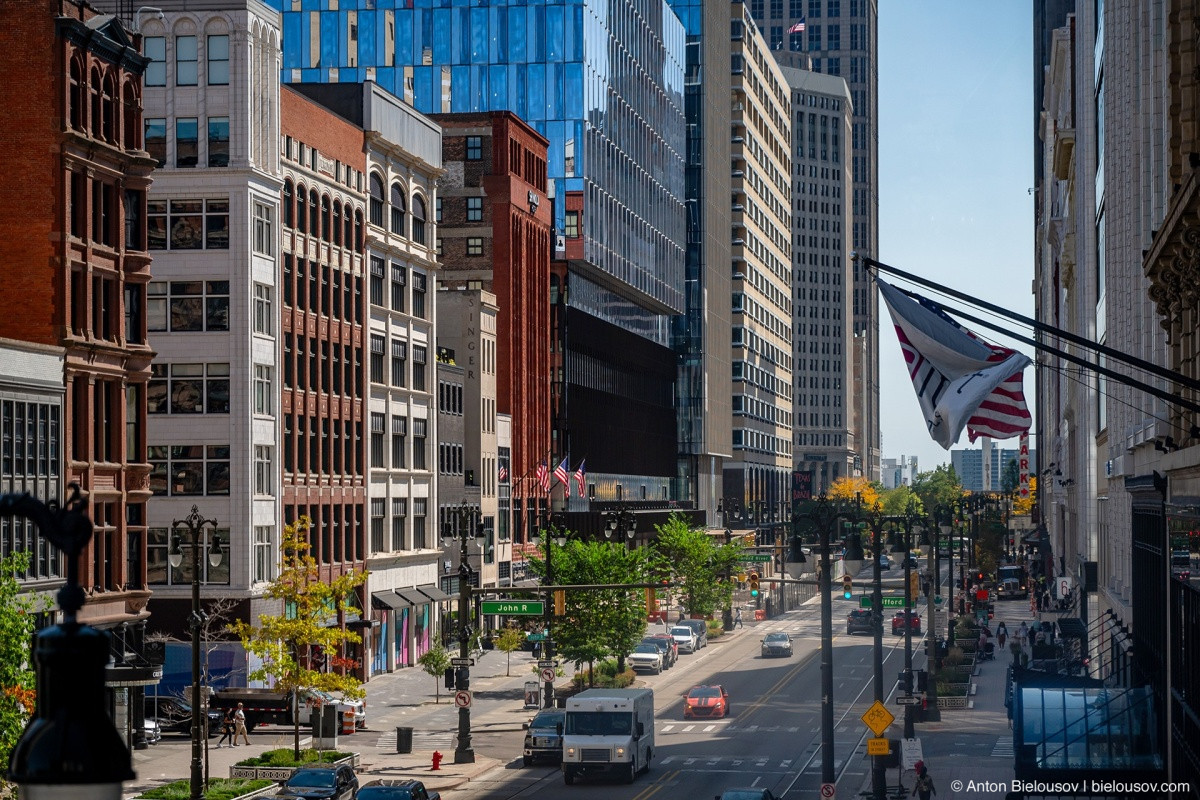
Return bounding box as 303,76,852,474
358,779,440,800
522,708,565,766
143,696,222,736
275,765,358,800
846,608,875,635
639,636,677,668
760,632,793,657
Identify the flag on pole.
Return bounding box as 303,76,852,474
788,18,806,33
553,458,570,488
573,460,586,498
536,461,551,493
878,278,1032,449
498,464,507,482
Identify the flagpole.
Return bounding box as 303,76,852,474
860,254,1200,393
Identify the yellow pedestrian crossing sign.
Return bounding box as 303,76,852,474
861,700,895,736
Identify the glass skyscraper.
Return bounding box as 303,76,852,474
273,0,687,322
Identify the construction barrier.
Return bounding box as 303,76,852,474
341,709,355,735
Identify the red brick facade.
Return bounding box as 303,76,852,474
434,112,551,541
0,0,156,623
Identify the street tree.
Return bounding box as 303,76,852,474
229,516,367,759
828,476,880,508
0,552,38,795
649,513,740,622
417,643,452,703
493,624,525,677
1013,477,1037,516
911,464,965,514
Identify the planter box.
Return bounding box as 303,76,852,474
231,753,358,782
937,695,970,710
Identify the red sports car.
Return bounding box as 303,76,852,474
684,685,729,719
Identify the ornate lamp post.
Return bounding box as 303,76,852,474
603,509,635,546
443,503,485,764
170,506,222,800
530,517,566,709
716,498,741,630
2,487,135,800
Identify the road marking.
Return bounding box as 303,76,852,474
661,724,676,732
683,725,695,732
703,725,716,732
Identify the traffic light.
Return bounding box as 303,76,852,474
975,571,986,584
842,574,853,600
748,572,760,596
443,667,455,690
553,589,566,616
897,670,912,693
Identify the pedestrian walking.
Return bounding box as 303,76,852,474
216,708,234,748
734,608,743,629
1018,621,1029,650
911,763,937,799
234,702,251,746
996,621,1008,649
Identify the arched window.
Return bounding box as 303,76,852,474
411,195,427,245
69,60,84,131
122,82,140,150
369,173,384,227
354,210,364,252
283,180,294,228
332,200,342,246
343,206,353,249
308,189,318,235
321,195,331,241
295,183,306,233
89,69,102,138
101,73,117,143
390,183,406,235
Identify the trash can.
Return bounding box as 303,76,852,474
396,726,413,754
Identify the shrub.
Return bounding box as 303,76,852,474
943,647,965,667
706,620,724,638
135,778,274,800
234,748,351,768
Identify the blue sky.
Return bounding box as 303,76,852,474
877,2,1036,473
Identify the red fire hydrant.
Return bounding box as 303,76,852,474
431,751,443,771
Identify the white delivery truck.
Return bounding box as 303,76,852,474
561,687,654,785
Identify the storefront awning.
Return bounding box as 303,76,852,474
371,591,408,611
396,588,429,606
417,584,453,603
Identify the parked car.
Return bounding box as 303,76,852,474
275,765,358,800
358,780,440,800
846,608,875,635
684,685,729,719
629,643,665,674
670,625,698,654
639,635,677,668
522,708,565,766
760,632,793,658
891,609,922,635
716,789,778,800
143,696,221,736
679,618,709,649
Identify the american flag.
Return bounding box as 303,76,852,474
788,18,805,33
553,458,570,488
498,464,507,482
573,460,586,498
536,461,551,494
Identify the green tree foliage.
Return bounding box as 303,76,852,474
911,464,965,516
0,552,38,794
1001,458,1020,493
417,643,451,703
527,531,650,675
879,484,923,517
229,517,367,758
648,513,740,620
493,624,525,677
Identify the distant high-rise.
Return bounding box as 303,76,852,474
951,443,1036,493
751,0,879,481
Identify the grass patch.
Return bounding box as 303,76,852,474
135,778,274,800
234,748,352,768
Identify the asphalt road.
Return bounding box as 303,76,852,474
443,581,926,799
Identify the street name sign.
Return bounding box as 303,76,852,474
861,700,895,736
859,596,907,608
741,554,773,562
481,600,545,615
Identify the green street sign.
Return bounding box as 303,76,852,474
481,600,545,615
859,596,907,609
741,554,773,562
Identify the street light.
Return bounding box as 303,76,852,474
603,509,635,544
443,502,485,764
170,505,222,800
852,496,887,800
530,517,566,709
3,486,135,799
716,498,741,631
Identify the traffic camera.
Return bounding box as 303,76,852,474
842,574,853,600
748,572,760,596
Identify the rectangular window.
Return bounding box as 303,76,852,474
147,362,230,414
208,116,229,167
148,444,230,496
253,200,274,255
369,257,384,306
412,344,427,392
254,364,273,415
253,283,273,335
124,189,145,251
145,118,166,166
564,211,579,238
412,417,427,470
466,237,483,256
144,37,166,86
390,264,406,312
254,445,273,496
466,135,482,159
207,34,229,85
391,498,407,550
124,283,144,344
391,339,407,388
466,196,483,221
370,334,385,384
412,273,426,319
391,415,406,468
253,526,274,583
146,280,229,331
176,117,198,167
370,498,386,553
370,412,385,468
412,497,427,549
176,35,198,85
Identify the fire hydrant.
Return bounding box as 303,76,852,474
430,751,443,771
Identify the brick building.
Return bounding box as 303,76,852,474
0,0,156,744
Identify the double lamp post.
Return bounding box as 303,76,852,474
444,502,486,764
